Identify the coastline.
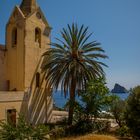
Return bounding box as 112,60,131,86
53,91,130,109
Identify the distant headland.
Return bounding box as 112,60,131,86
111,83,128,93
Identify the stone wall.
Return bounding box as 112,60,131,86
0,91,25,121
0,89,53,124
0,45,7,91
6,7,25,91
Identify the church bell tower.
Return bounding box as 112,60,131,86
6,0,51,91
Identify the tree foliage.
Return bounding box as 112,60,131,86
72,78,109,122
109,96,126,127
125,86,140,139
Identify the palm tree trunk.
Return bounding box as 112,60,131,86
68,78,76,125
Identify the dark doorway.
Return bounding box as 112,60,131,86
7,109,16,126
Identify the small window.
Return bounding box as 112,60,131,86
45,27,51,37
7,109,16,126
35,27,41,47
36,72,40,87
12,28,17,47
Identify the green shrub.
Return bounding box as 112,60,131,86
0,121,17,140
72,120,93,135
125,86,140,139
0,115,50,140
31,125,50,140
49,127,65,139
116,125,130,137
110,97,126,127
64,120,109,136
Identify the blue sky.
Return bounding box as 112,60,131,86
0,0,140,89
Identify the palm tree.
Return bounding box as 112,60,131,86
42,23,108,124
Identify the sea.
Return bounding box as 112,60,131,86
53,90,130,108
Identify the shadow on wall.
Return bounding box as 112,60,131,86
20,56,53,125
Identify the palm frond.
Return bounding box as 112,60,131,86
42,23,108,96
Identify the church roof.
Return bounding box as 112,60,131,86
20,0,38,17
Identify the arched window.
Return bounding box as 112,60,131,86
36,72,40,87
35,27,41,47
12,28,17,47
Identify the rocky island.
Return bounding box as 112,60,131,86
111,83,128,93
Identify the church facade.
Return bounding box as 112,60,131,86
0,0,53,125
